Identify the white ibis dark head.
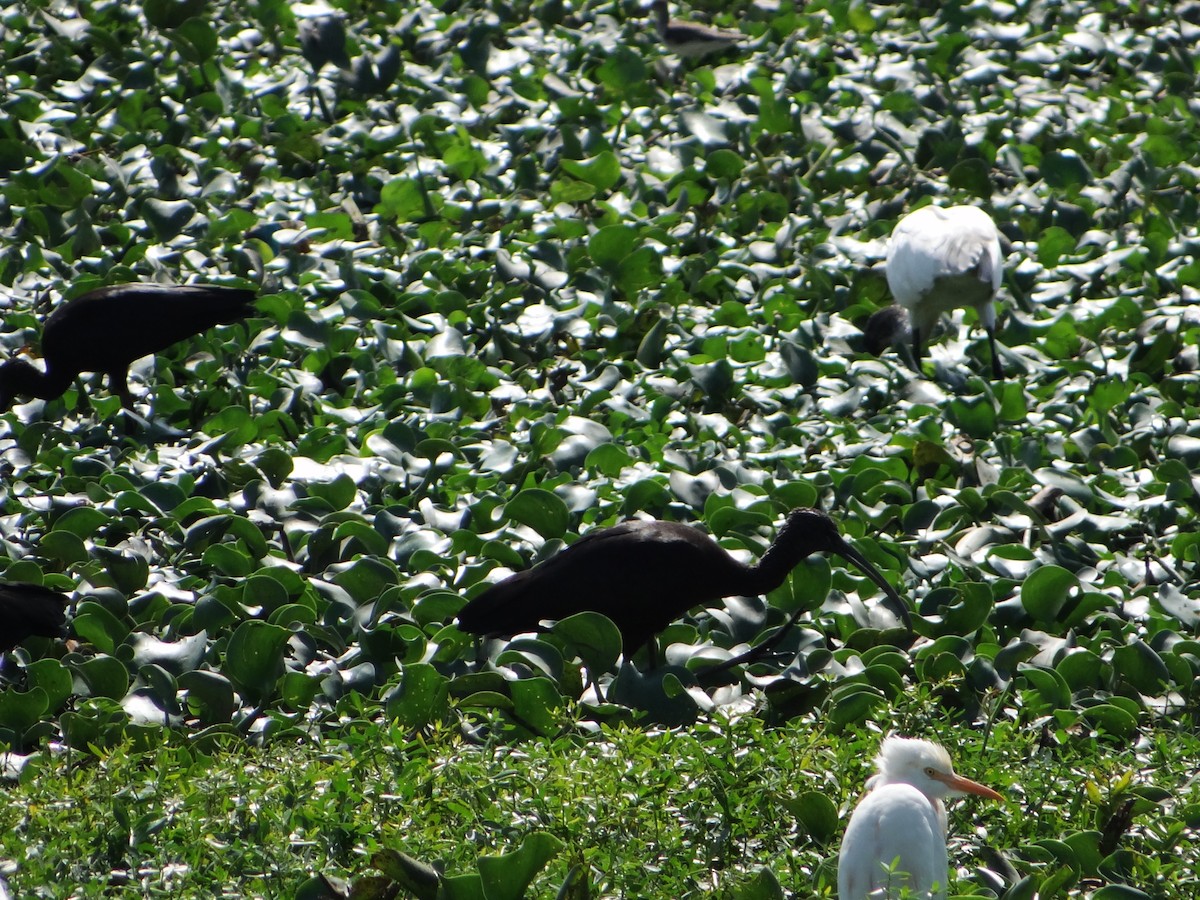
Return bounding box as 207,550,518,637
885,205,1003,378
838,736,1003,900
650,0,743,59
0,283,256,411
457,507,908,660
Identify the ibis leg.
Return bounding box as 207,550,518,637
988,326,1001,378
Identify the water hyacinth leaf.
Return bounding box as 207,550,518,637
1089,886,1153,899
608,666,700,727
550,612,622,673
947,395,996,439
223,621,290,707
71,601,129,655
377,177,435,221
1111,641,1170,695
171,17,218,62
128,631,207,674
784,791,839,843
826,682,885,729
25,659,73,712
477,832,564,900
1018,665,1071,713
729,867,784,900
1020,565,1079,621
385,663,449,729
595,47,646,96
39,530,88,565
504,489,569,539
73,655,130,700
442,873,487,900
0,687,49,733
51,506,109,537
588,225,637,272
141,198,197,241
1080,703,1138,739
372,848,440,900
332,557,398,604
142,0,205,28
560,152,621,192
768,557,831,615
179,670,235,725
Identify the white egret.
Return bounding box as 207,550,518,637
837,736,1003,900
884,205,1004,377
651,0,743,58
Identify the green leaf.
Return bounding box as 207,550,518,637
560,152,620,191
504,490,570,539
385,664,450,729
588,225,637,271
171,17,218,62
178,671,235,725
477,832,564,900
550,612,622,673
1020,565,1079,621
595,47,646,95
223,621,290,707
142,198,197,241
378,178,432,221
784,791,839,844
372,849,440,900
1089,887,1152,900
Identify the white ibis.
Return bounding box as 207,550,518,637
457,508,909,661
0,283,257,411
651,0,743,59
838,736,1003,900
884,205,1004,377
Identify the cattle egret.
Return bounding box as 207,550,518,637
458,508,909,662
838,736,1003,900
0,284,257,411
885,205,1003,377
651,0,743,59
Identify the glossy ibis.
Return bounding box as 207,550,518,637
884,205,1003,377
651,0,743,58
838,736,1003,900
0,283,257,411
457,508,908,660
0,582,70,651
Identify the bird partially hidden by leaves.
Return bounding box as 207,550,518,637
871,205,1004,378
0,283,257,412
457,508,908,664
838,736,1003,900
651,0,743,59
0,582,70,652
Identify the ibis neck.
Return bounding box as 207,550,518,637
0,359,74,402
741,534,808,595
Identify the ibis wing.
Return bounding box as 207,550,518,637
458,521,737,647
0,583,69,651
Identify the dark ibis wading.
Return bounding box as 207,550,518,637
0,283,257,410
0,582,70,651
457,508,908,658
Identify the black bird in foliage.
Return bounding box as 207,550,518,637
0,283,257,411
0,582,70,652
458,508,909,660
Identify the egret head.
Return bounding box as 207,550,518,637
870,735,1003,802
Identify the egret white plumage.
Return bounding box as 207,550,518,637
837,736,1003,900
884,205,1004,377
